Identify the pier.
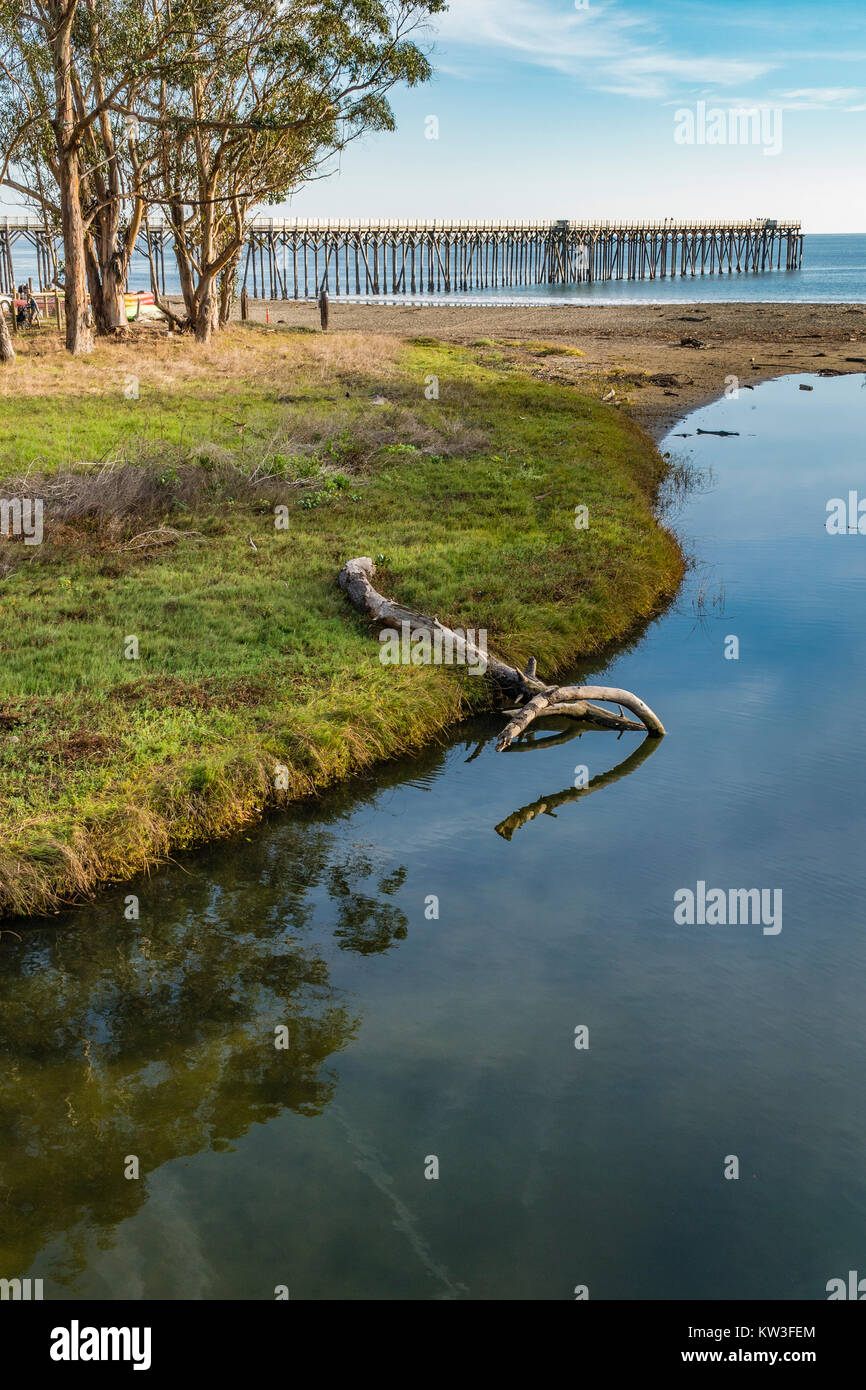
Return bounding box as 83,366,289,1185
0,217,803,300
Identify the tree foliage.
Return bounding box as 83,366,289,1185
0,0,445,349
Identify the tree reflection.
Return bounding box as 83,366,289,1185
0,820,411,1281
328,855,408,954
0,711,662,1286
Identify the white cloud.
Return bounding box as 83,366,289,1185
777,87,864,109
432,0,776,98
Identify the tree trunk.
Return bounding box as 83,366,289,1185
165,203,199,330
0,302,14,364
194,276,218,343
85,242,105,331
90,211,143,337
58,147,92,356
218,251,240,328
54,8,93,365
174,230,198,323
87,90,139,337
97,250,128,335
85,223,128,337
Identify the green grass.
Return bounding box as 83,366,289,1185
0,328,683,917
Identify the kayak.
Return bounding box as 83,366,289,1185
125,291,157,321
3,290,161,322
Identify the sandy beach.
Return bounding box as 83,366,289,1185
225,298,866,438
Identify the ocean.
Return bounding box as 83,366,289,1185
6,232,866,305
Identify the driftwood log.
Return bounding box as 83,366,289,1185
338,557,665,748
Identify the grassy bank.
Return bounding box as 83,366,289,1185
0,325,684,918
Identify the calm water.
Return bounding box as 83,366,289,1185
473,232,866,305
3,372,866,1300
8,233,866,303
336,233,866,307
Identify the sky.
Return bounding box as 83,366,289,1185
2,0,864,231
277,0,866,232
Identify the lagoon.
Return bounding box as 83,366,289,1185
3,372,866,1300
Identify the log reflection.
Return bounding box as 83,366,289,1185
495,733,661,840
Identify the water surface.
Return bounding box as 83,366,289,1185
7,232,866,303
3,372,866,1299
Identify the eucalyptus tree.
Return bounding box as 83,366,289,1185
0,0,198,351
4,3,141,350
145,0,446,342
0,0,445,353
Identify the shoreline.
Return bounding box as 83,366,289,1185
0,329,683,919
4,300,861,919
217,298,866,439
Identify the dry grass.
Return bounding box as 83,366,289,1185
0,401,488,539
0,324,403,401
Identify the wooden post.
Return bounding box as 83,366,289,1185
318,288,329,332
241,286,249,321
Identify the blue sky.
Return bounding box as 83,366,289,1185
278,0,866,231
1,1,863,229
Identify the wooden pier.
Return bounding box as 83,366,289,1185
0,217,804,300
240,218,804,297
